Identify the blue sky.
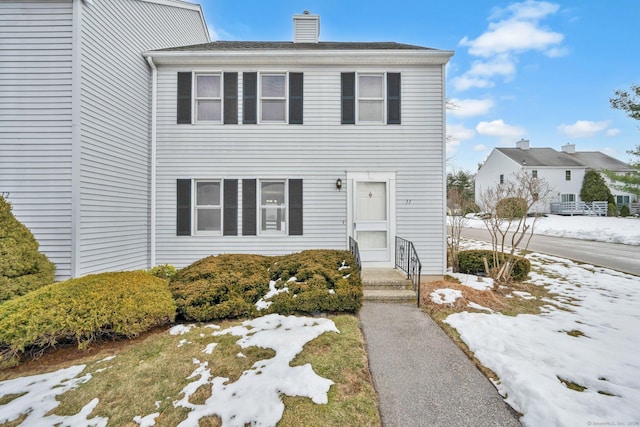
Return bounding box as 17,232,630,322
197,0,639,173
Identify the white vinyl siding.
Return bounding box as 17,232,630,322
155,64,447,275
77,0,208,276
0,0,74,280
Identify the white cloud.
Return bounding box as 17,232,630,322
451,75,494,91
474,144,488,152
453,0,565,92
605,128,621,137
461,20,564,57
557,120,611,138
448,98,494,117
447,123,475,154
476,119,526,140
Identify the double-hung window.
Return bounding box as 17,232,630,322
195,74,222,122
358,74,384,123
565,170,571,181
260,180,286,233
195,180,222,234
260,74,286,123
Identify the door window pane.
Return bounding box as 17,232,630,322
358,231,387,249
356,182,386,221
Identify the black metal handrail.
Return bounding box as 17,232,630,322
348,236,362,274
395,236,422,307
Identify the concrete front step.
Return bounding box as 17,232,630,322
361,268,417,303
363,289,417,303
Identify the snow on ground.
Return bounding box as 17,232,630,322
0,365,107,426
445,239,640,426
430,288,463,304
448,271,494,290
0,314,338,427
463,214,640,245
175,314,338,426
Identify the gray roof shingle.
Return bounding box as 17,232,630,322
154,40,434,52
497,148,585,167
566,151,635,172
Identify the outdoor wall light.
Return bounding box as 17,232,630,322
336,178,342,191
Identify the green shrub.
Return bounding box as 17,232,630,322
496,197,527,218
608,202,619,217
0,271,175,368
169,250,363,321
148,264,177,280
458,249,531,281
0,195,56,303
170,254,272,321
620,204,631,217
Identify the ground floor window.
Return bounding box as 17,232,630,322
616,195,630,206
260,180,286,234
561,194,575,203
195,180,221,234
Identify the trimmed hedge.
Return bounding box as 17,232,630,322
169,250,362,321
0,271,176,368
0,195,56,303
496,197,527,218
458,249,531,281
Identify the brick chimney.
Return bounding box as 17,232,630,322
561,143,575,154
293,11,320,43
516,138,530,150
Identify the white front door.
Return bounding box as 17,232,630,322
354,181,389,262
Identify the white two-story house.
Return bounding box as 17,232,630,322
2,5,452,281
475,139,636,214
0,0,209,280
144,13,453,280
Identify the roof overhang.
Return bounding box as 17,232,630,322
143,49,454,66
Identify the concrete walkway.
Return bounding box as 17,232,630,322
359,302,521,427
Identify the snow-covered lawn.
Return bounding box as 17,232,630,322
463,214,640,245
0,314,338,427
437,238,640,426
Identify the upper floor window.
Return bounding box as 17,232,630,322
341,72,401,125
260,74,287,123
565,170,571,181
195,74,222,122
358,74,384,122
499,174,504,185
531,170,538,178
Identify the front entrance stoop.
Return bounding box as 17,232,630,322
361,268,416,303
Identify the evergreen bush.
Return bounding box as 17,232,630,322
0,195,55,303
620,204,631,217
496,197,527,218
0,271,176,368
458,249,531,281
607,202,619,217
169,250,362,321
580,170,612,202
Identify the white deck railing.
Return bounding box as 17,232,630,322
549,201,607,216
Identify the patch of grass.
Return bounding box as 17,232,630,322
0,316,379,427
565,329,585,337
280,315,381,427
557,376,586,392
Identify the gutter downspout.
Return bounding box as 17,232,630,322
147,55,157,268
70,0,83,278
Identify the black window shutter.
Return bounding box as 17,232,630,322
341,72,355,124
223,72,238,125
223,179,238,235
289,179,303,236
387,73,401,124
177,72,192,124
176,179,191,236
242,179,257,235
289,72,303,124
243,72,257,124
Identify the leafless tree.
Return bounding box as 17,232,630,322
477,170,553,281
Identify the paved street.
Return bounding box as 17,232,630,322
461,227,640,276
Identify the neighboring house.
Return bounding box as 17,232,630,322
144,13,453,280
0,0,210,280
2,5,452,281
475,139,637,213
